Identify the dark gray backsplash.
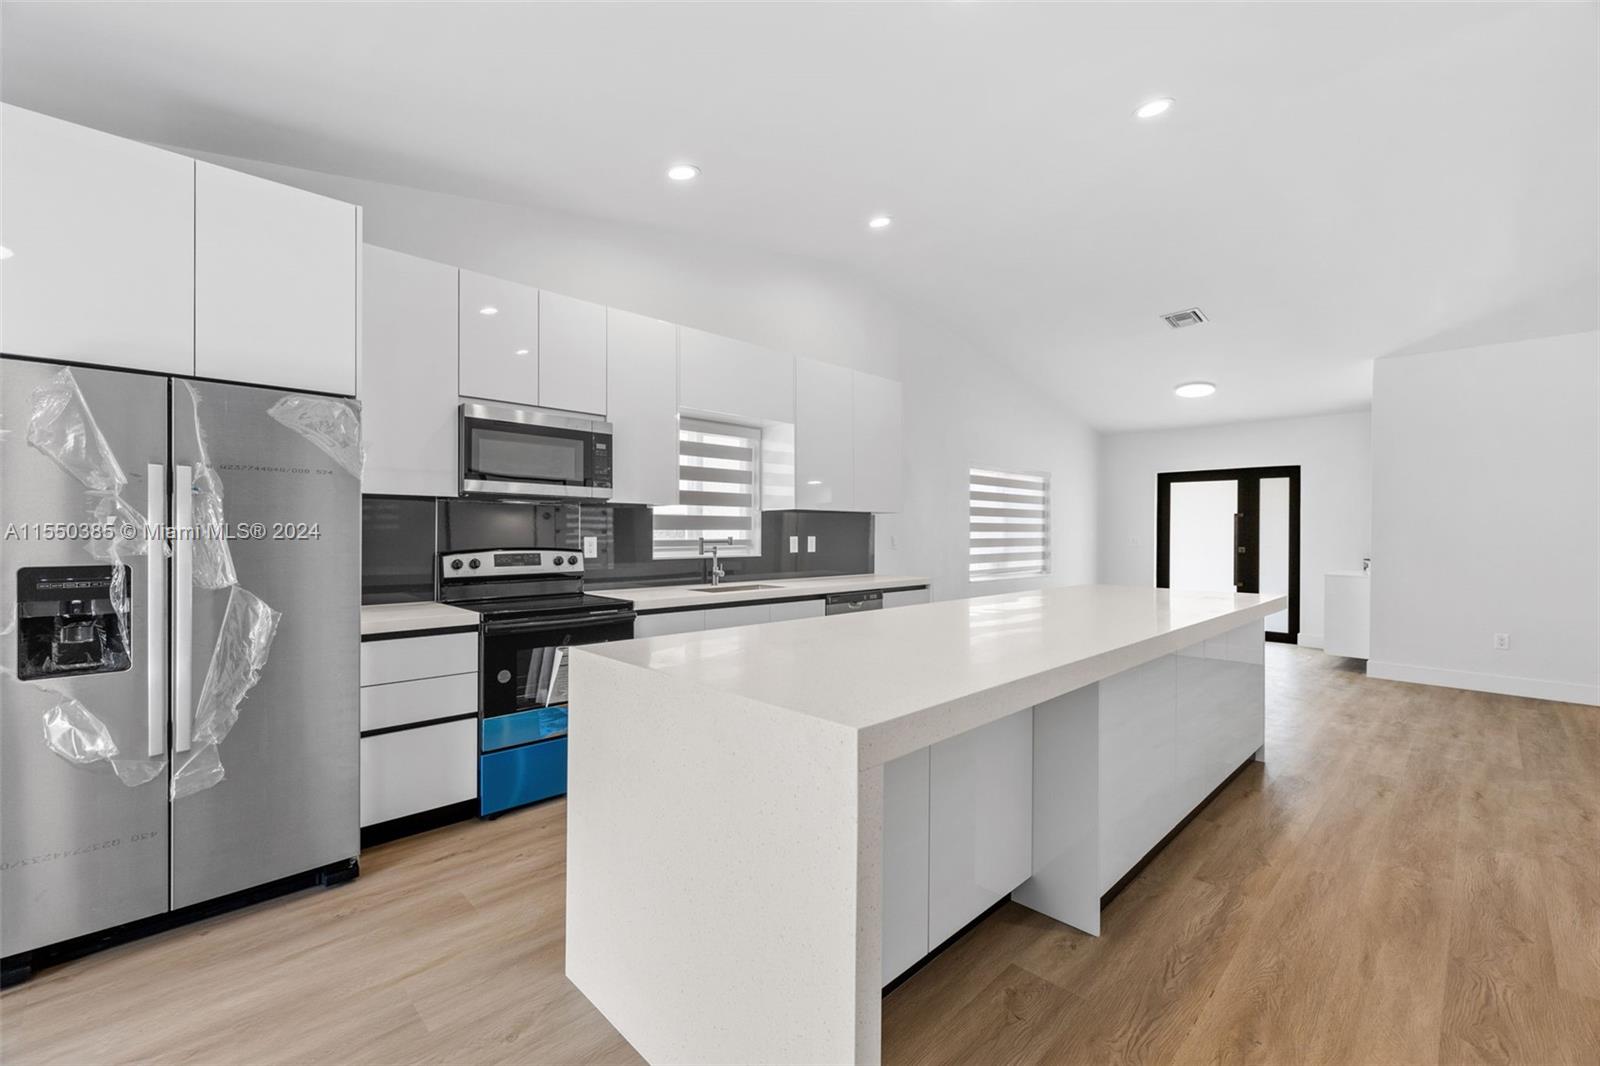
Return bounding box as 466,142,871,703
362,496,874,603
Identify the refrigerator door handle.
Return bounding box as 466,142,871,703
146,464,168,758
173,464,194,753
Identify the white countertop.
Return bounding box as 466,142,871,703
359,601,478,637
594,573,930,612
580,584,1285,767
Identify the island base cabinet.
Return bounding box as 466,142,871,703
881,748,930,985
927,707,1033,946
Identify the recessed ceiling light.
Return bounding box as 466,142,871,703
479,306,499,316
1174,381,1216,399
1135,97,1174,120
806,480,823,486
666,163,700,182
868,215,893,229
0,246,12,260
515,349,530,356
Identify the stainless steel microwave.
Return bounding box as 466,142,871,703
459,402,614,500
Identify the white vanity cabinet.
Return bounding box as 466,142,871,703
459,270,540,406
679,327,794,424
360,246,460,496
852,370,904,513
538,290,607,416
195,161,359,395
795,357,855,510
0,105,195,375
606,309,680,505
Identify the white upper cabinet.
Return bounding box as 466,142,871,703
795,358,855,510
360,246,460,496
194,162,358,395
458,269,539,407
606,309,679,506
852,370,904,513
1,105,195,375
538,290,607,415
679,327,794,424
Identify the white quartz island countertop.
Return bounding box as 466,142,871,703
581,584,1283,768
594,572,930,613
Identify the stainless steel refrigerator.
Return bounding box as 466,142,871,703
1,357,359,980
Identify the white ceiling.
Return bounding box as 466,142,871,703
2,1,1594,430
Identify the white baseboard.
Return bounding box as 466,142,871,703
1366,660,1599,706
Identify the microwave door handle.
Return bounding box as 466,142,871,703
146,463,167,757
173,465,193,753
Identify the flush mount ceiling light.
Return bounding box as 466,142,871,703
666,163,700,182
867,215,893,230
806,479,823,486
1135,97,1174,119
478,306,499,316
515,348,530,356
1174,381,1216,399
0,246,12,260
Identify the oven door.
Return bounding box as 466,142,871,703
460,403,613,500
479,611,636,723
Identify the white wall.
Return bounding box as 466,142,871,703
193,152,1097,599
1370,331,1599,705
1097,410,1373,647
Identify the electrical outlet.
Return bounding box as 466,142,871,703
583,535,598,558
788,536,799,554
1493,633,1511,650
807,535,817,552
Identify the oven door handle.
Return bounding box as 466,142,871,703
482,611,637,637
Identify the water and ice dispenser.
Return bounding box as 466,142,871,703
15,566,132,680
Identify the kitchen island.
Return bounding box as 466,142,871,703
566,585,1285,1066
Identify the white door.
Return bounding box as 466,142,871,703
606,309,679,506
538,291,607,415
795,358,855,510
1,105,195,374
1168,480,1238,592
1259,477,1291,636
360,246,460,496
852,371,904,513
194,162,358,395
459,270,540,406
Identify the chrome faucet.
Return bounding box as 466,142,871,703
698,536,733,585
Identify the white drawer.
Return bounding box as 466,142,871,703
635,611,707,637
768,599,825,622
884,588,930,609
359,718,478,827
360,632,476,686
704,603,771,630
360,672,477,733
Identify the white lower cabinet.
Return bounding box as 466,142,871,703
882,747,930,984
359,672,476,733
703,604,771,630
883,588,930,609
927,706,1034,945
360,718,477,828
768,599,825,622
634,611,707,638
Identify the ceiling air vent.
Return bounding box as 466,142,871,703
1161,307,1207,329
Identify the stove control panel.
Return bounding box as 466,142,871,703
441,549,584,579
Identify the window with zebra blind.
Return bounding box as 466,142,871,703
968,467,1050,580
653,417,763,558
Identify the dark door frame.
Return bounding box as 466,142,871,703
1155,465,1301,644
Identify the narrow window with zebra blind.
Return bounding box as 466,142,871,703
653,417,763,558
968,467,1050,580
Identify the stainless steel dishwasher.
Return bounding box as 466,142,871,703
825,590,883,615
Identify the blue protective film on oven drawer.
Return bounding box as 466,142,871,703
480,738,567,815
481,706,568,752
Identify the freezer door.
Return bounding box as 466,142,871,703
1,359,171,957
169,380,359,908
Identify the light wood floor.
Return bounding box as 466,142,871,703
3,646,1596,1065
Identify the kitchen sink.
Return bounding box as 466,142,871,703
690,584,783,593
